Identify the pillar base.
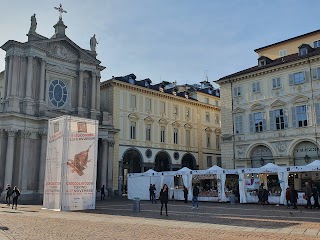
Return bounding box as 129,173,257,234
90,110,97,120
5,97,20,113
23,99,35,115
78,107,85,117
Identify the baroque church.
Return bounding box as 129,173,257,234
0,10,117,200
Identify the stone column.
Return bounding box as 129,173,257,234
6,56,13,97
39,59,46,102
4,129,17,188
108,140,115,190
26,56,33,99
78,70,84,114
20,131,31,191
38,132,47,193
3,56,9,100
96,75,101,112
91,72,96,111
100,139,109,189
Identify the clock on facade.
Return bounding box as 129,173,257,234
49,80,68,107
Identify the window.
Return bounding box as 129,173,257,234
130,94,136,108
279,49,287,57
173,105,178,116
128,77,135,84
235,115,243,134
296,105,308,127
146,124,151,141
160,126,165,143
259,59,266,66
293,72,305,84
205,98,209,104
252,82,261,93
160,101,165,114
314,40,320,48
272,77,281,89
145,98,151,112
315,103,320,124
173,128,178,144
130,121,136,139
215,115,220,124
233,86,241,97
205,112,210,122
49,80,68,107
299,48,308,56
216,135,220,149
215,100,219,106
254,112,264,132
207,156,212,167
186,130,191,146
206,133,211,148
270,109,287,130
217,157,222,167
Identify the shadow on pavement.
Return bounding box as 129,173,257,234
0,226,9,231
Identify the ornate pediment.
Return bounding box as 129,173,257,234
46,64,77,77
270,99,286,108
214,128,221,134
205,127,213,133
144,116,154,124
158,118,168,125
47,42,78,61
293,95,309,104
250,103,265,111
128,113,139,121
233,107,245,114
172,121,181,128
184,123,193,130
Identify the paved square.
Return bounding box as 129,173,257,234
1,199,320,239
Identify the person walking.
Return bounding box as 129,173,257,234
101,185,106,200
285,186,291,208
160,184,169,216
183,186,188,203
5,184,12,206
149,184,153,202
11,186,20,210
290,186,298,209
305,182,312,209
258,183,264,204
262,186,270,205
192,184,199,209
312,183,319,209
152,184,156,204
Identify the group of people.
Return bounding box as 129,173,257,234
257,183,270,205
149,184,157,204
3,184,20,210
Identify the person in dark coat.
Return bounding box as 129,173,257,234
101,185,105,200
290,186,298,209
262,186,270,205
305,182,312,209
160,184,169,216
149,184,153,202
152,184,156,204
5,184,12,206
192,185,200,209
11,186,20,210
183,186,188,203
258,183,264,204
285,186,291,208
312,183,319,209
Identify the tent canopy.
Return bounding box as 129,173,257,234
307,160,320,167
207,165,225,174
176,167,192,175
144,169,158,176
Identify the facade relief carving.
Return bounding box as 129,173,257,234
250,103,265,111
158,118,168,125
172,121,180,128
270,99,286,108
221,134,233,142
47,43,78,61
235,144,249,159
292,95,309,104
233,107,245,114
184,123,193,130
271,141,292,156
47,64,77,77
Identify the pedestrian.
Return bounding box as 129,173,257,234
152,184,156,204
160,184,169,216
258,183,264,204
149,184,153,202
101,185,105,200
11,186,20,210
5,184,12,206
312,183,319,209
192,184,199,209
262,186,270,205
285,186,291,208
290,186,298,209
183,186,188,203
304,182,312,209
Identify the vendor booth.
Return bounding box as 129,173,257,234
239,163,288,205
168,167,193,201
287,160,320,205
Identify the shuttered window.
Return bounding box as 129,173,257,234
269,109,288,130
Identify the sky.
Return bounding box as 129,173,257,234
1,1,320,88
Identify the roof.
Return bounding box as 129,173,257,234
254,29,320,52
217,47,320,82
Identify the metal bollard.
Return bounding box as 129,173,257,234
229,194,236,205
133,198,140,212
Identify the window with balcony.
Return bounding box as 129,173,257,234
270,109,288,130
130,121,136,139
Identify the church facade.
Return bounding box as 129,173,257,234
0,14,117,200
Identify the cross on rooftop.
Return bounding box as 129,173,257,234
54,3,67,21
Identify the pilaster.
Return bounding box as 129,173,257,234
38,132,47,193
100,139,109,189
90,72,97,119
108,140,115,191
4,129,18,188
78,69,84,116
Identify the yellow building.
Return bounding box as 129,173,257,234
217,29,320,169
100,74,221,193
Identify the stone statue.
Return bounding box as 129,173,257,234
29,14,37,32
90,34,98,52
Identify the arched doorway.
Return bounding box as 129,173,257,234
122,149,142,194
181,153,196,170
155,151,171,172
250,145,274,168
293,141,319,166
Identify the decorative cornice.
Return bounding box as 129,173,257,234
292,95,309,104
47,64,77,77
270,99,286,108
5,128,18,137
250,103,265,111
233,107,245,114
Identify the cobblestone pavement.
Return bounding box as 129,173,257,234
1,199,320,239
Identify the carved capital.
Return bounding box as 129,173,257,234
108,140,115,147
20,130,32,138
5,129,18,137
92,72,97,78
39,131,48,138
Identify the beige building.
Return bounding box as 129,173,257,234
217,30,320,169
100,75,221,192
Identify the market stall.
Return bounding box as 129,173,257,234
168,167,193,201
287,160,320,205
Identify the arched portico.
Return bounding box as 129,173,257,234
249,145,274,168
154,151,171,172
181,153,196,170
290,140,320,166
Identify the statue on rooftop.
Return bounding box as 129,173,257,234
90,34,98,52
29,14,37,32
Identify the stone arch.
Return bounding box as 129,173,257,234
122,148,143,173
181,153,196,170
154,151,171,172
288,139,320,166
247,144,275,168
246,142,276,159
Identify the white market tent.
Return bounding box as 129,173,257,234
288,160,320,172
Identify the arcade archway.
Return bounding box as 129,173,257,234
293,141,319,166
250,145,274,168
155,151,171,172
181,153,196,170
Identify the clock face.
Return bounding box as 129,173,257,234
49,80,68,107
